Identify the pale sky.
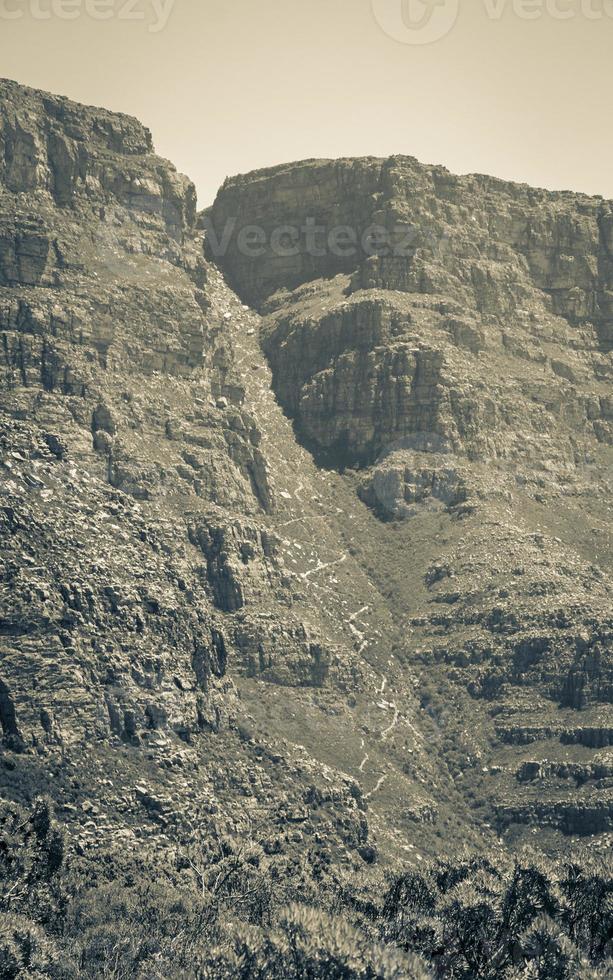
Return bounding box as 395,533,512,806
1,0,612,207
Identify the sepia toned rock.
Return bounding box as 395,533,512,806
0,81,612,977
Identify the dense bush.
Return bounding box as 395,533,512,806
379,855,612,979
0,799,611,978
201,905,430,979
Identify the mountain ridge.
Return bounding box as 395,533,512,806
0,77,611,978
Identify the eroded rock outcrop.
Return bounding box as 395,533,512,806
211,154,613,852
2,82,470,880
212,156,613,483
1,81,611,879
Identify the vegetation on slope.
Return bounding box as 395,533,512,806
0,798,610,979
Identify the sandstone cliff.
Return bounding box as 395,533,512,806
211,154,613,852
0,81,611,927
1,80,484,896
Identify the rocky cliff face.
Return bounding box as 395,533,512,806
212,155,613,349
212,157,613,471
1,80,486,892
0,80,611,905
211,155,613,851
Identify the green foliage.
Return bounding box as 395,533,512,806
0,797,67,925
560,861,613,960
203,904,431,980
379,853,612,979
517,915,583,980
0,798,611,979
66,881,212,979
0,913,60,979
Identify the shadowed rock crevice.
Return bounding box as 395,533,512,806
0,678,22,748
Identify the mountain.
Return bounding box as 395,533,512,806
0,80,611,977
210,155,613,844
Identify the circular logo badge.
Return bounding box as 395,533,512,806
372,0,460,45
